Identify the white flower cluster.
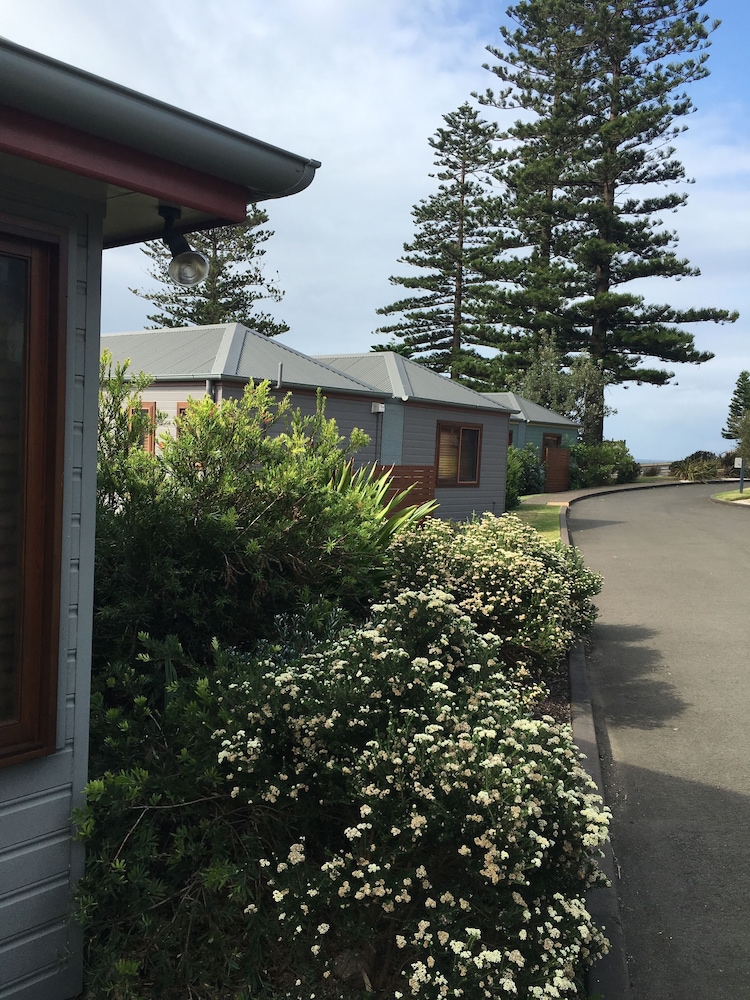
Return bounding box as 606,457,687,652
209,538,608,998
387,514,601,678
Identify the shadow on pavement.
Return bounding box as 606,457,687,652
564,515,625,533
587,623,691,730
597,758,750,999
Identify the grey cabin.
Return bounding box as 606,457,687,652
318,353,514,520
485,392,581,492
101,324,387,466
101,336,513,521
0,38,318,1000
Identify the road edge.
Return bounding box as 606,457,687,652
561,502,631,999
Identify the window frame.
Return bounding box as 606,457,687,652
175,401,189,436
140,401,157,454
435,421,483,487
0,228,65,767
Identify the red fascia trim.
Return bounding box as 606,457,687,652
0,104,248,221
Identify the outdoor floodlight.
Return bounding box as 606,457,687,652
158,205,209,286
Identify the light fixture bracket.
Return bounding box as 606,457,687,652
158,205,209,286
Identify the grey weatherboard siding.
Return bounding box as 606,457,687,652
0,35,319,1000
317,353,513,520
396,401,507,520
0,187,101,1000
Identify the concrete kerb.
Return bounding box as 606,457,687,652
559,498,630,999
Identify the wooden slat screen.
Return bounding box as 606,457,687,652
375,464,436,510
544,447,571,492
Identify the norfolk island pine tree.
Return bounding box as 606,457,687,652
476,0,737,442
131,208,288,337
373,103,510,389
722,370,750,441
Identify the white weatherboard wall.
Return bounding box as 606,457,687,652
140,382,382,467
0,183,102,999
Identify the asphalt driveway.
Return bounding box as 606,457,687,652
568,484,750,999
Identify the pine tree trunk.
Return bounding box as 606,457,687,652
450,162,467,379
582,386,605,444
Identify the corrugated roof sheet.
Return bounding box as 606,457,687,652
102,327,228,376
101,325,383,396
484,391,581,427
316,353,511,412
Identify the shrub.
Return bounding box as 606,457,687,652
386,513,601,678
506,444,546,509
569,440,640,489
82,361,609,999
720,450,740,476
518,442,546,495
669,450,721,481
95,357,434,664
505,445,523,510
76,591,610,1000
639,464,663,478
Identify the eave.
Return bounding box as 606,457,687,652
0,37,321,246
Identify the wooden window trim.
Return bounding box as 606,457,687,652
0,229,65,767
130,401,157,454
141,401,157,455
175,402,190,437
435,422,482,488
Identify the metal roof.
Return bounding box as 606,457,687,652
316,353,512,412
0,38,320,245
101,325,384,397
484,391,581,427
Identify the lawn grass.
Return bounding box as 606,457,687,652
714,489,750,502
511,503,563,542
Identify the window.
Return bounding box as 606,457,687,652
436,423,482,486
175,401,189,437
0,231,65,766
129,401,157,453
140,401,157,454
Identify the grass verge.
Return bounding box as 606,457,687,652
512,503,563,541
714,489,750,502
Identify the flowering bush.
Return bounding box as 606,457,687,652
213,590,609,999
386,514,601,678
83,405,609,999
77,590,609,999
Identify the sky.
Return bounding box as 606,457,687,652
3,0,749,461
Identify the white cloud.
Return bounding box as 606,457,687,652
5,0,749,460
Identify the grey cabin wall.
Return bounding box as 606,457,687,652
399,404,509,521
0,182,102,1000
514,422,578,454
509,421,526,449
